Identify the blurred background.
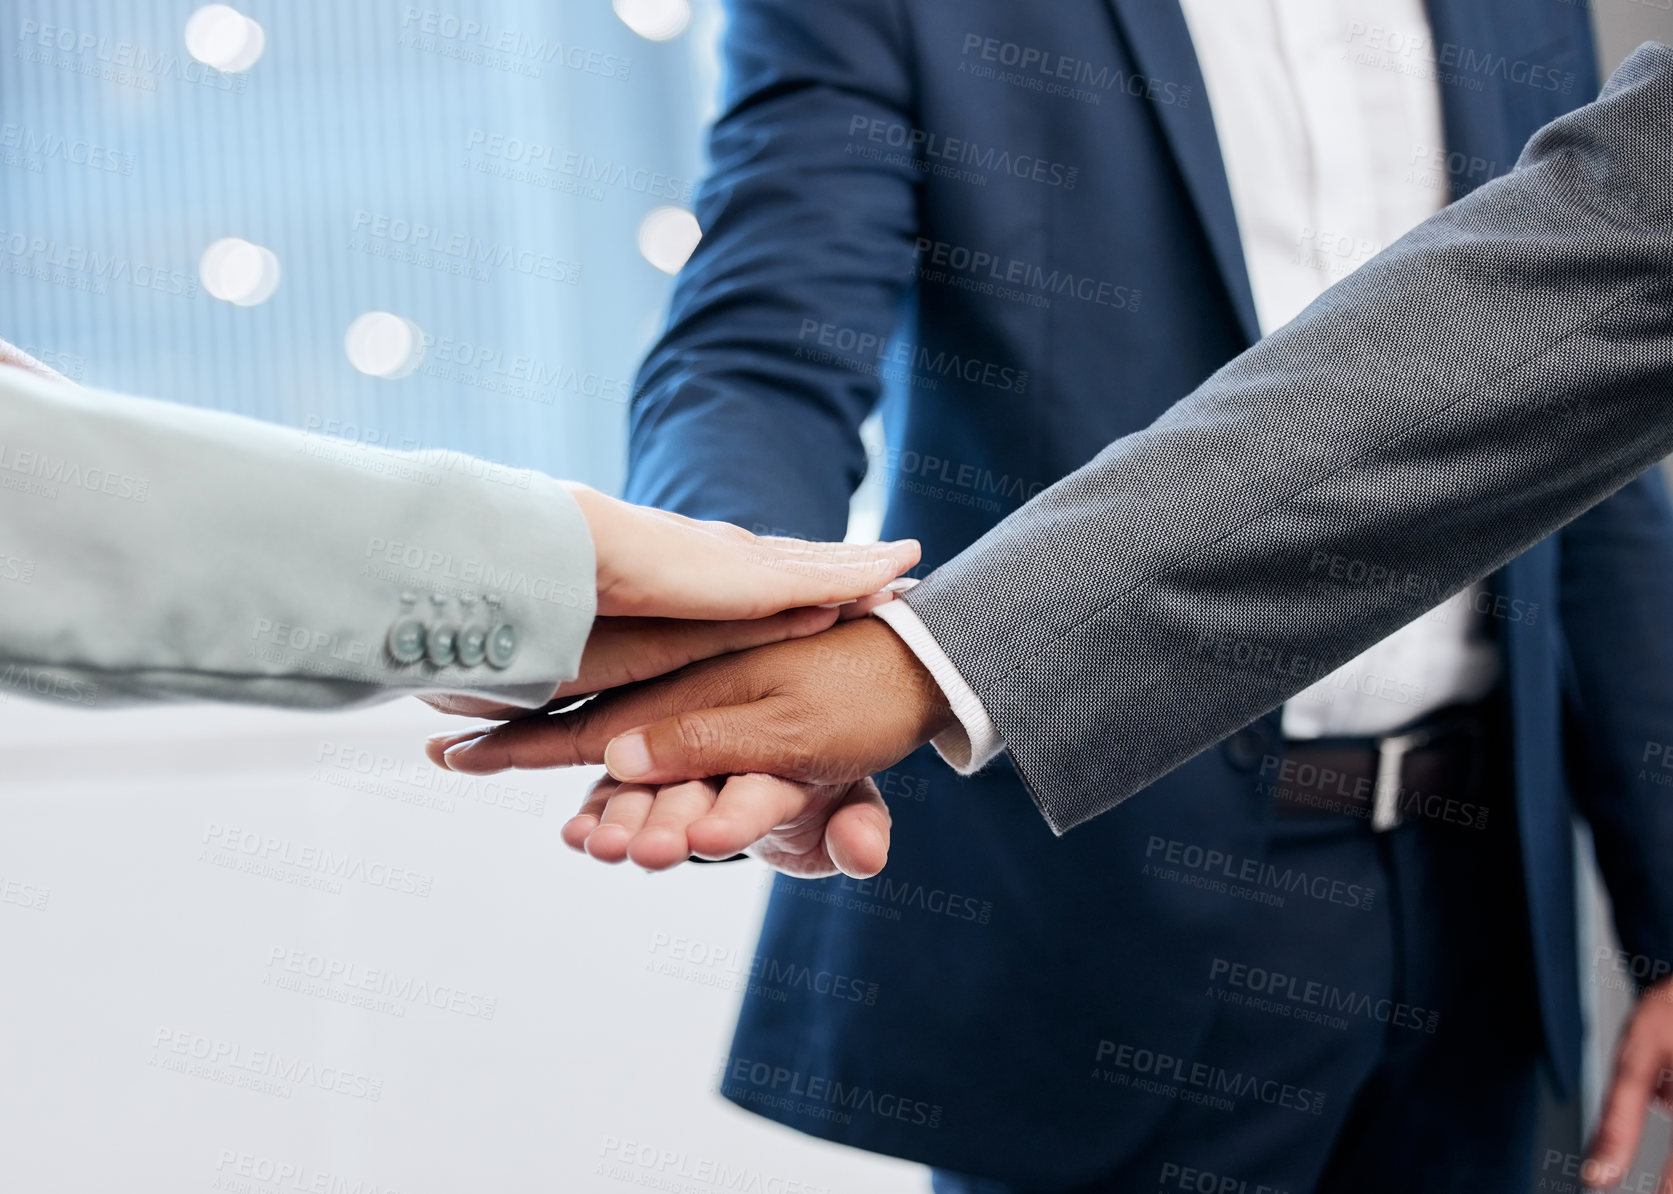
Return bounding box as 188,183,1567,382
0,0,719,490
1,2,1671,1191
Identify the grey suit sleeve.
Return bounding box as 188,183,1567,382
0,369,596,709
903,42,1673,834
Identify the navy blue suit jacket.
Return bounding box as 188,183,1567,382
627,0,1673,1181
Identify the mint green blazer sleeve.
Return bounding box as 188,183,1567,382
0,368,596,709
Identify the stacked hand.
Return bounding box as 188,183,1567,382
427,617,954,878
421,486,921,719
3,335,927,870
0,335,922,759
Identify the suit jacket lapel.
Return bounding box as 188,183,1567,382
1105,0,1261,347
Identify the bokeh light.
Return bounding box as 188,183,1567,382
637,206,701,275
344,312,425,380
612,0,692,42
184,4,266,73
199,237,281,306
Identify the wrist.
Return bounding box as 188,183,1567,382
841,616,957,746
559,483,622,611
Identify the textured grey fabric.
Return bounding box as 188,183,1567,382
905,43,1673,835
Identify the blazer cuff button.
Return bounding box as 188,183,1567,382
457,624,489,667
387,618,427,666
427,622,460,667
486,623,518,669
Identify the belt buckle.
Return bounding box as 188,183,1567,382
1371,726,1438,833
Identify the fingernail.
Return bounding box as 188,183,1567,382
883,577,919,593
427,729,484,750
604,733,653,781
442,737,488,767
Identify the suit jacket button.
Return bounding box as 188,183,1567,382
427,622,460,667
1222,724,1272,772
457,624,488,667
387,618,427,665
486,623,518,669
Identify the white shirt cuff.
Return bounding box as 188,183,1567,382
872,598,1006,774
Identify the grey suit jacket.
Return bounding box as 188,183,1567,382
904,42,1673,834
0,368,596,709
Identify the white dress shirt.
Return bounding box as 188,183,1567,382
877,0,1503,770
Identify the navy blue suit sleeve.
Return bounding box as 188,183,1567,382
623,0,921,540
1560,471,1673,982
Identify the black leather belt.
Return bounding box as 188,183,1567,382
1265,701,1501,833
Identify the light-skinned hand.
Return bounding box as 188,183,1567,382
423,488,920,718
